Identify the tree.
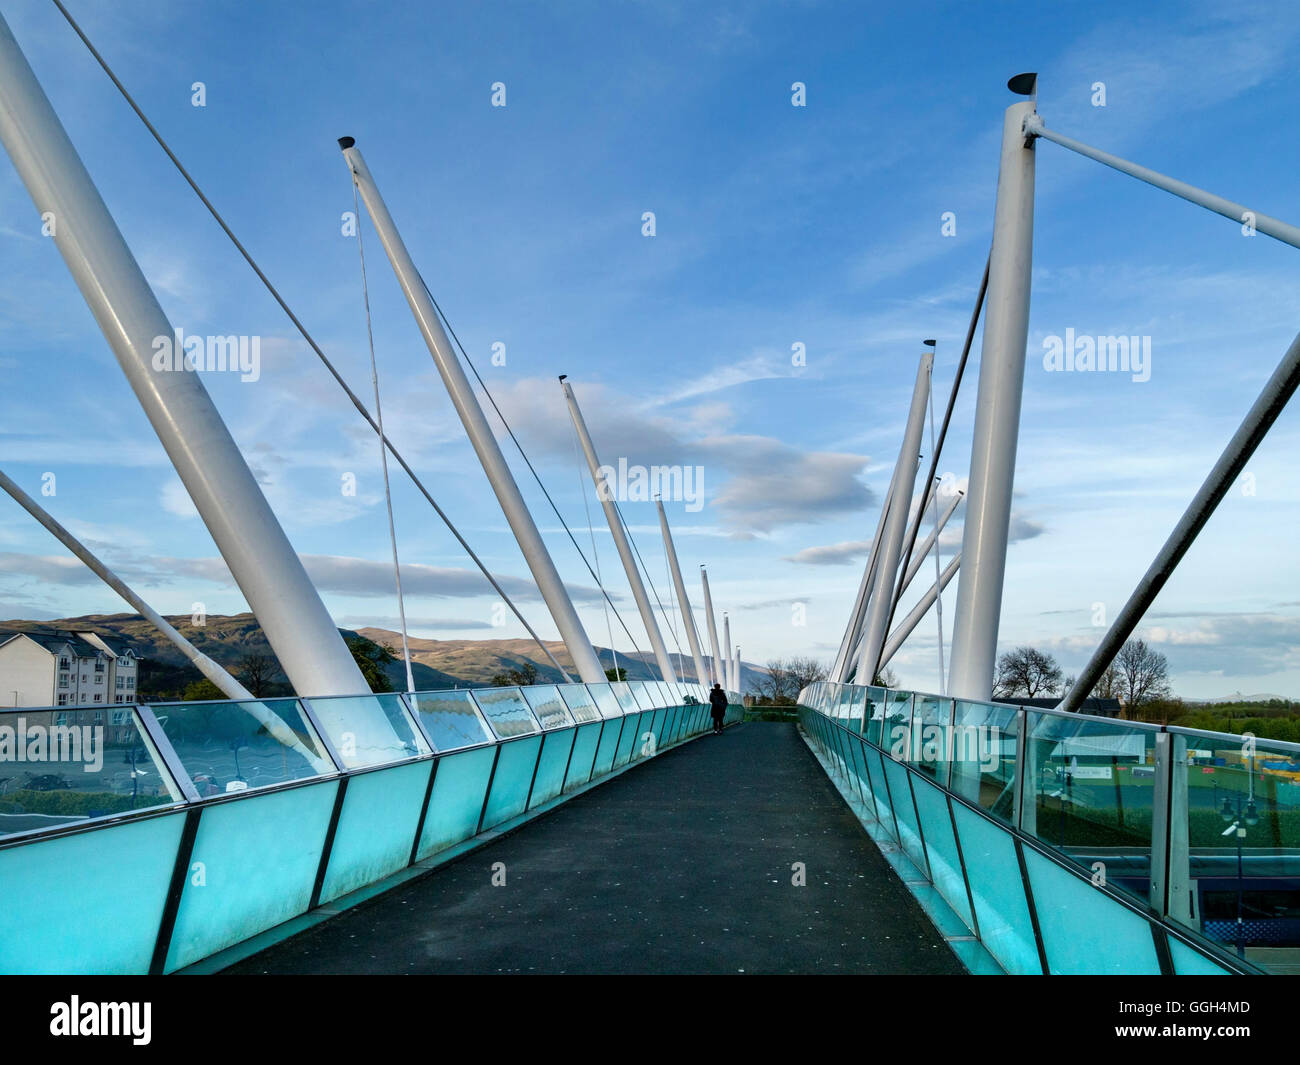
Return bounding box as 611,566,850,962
787,656,829,694
182,677,225,702
993,646,1063,699
345,636,395,693
1114,638,1170,714
491,661,538,687
237,651,276,697
755,660,798,705
873,666,899,688
604,666,627,682
1092,661,1121,700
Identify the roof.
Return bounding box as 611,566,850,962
0,629,126,659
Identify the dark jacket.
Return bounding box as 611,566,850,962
709,688,728,715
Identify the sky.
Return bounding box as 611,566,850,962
2,0,1300,700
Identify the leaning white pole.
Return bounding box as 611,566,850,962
831,465,898,682
1060,330,1300,713
701,566,724,685
854,349,934,682
879,553,962,669
657,500,709,687
897,491,962,597
722,613,733,691
561,378,676,683
340,139,604,683
732,645,741,696
947,84,1037,701
0,15,366,698
0,468,252,701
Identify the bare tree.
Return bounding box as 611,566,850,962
1092,661,1121,700
238,651,276,697
756,659,798,705
873,666,899,688
787,656,828,693
993,646,1063,699
1114,639,1170,714
755,656,829,704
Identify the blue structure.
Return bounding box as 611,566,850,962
0,681,740,974
799,680,1300,975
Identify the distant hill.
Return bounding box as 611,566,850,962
0,613,756,700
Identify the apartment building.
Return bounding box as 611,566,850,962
0,629,138,709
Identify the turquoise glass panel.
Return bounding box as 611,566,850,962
587,684,624,720
481,735,543,829
614,712,647,767
949,801,1041,974
557,684,601,723
591,717,623,776
0,706,183,840
1024,711,1157,905
1168,936,1233,975
564,722,603,791
0,811,184,973
628,680,655,708
611,683,640,714
472,688,539,739
1022,845,1160,974
646,709,668,752
528,728,576,808
864,688,888,745
950,699,1019,821
165,780,338,971
318,759,432,904
306,693,429,769
521,685,573,730
880,756,928,875
408,690,493,751
910,775,974,930
416,746,495,857
154,698,333,795
908,695,954,786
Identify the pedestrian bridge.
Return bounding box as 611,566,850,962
1,679,1288,975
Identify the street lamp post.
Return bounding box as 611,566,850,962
1219,782,1260,959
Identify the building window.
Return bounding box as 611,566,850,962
59,656,70,670
57,694,68,706
94,674,103,685
58,676,69,688
112,709,130,723
93,695,102,704
126,677,135,689
94,660,105,673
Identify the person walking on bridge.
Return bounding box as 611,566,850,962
709,683,728,734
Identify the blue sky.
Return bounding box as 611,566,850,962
3,0,1300,698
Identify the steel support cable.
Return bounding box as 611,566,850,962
51,0,571,680
871,252,990,680
614,497,685,664
571,416,628,679
352,178,415,693
415,274,649,656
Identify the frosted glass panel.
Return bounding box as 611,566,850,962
306,694,429,768
521,685,573,730
472,688,539,739
558,684,601,724
409,690,493,752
